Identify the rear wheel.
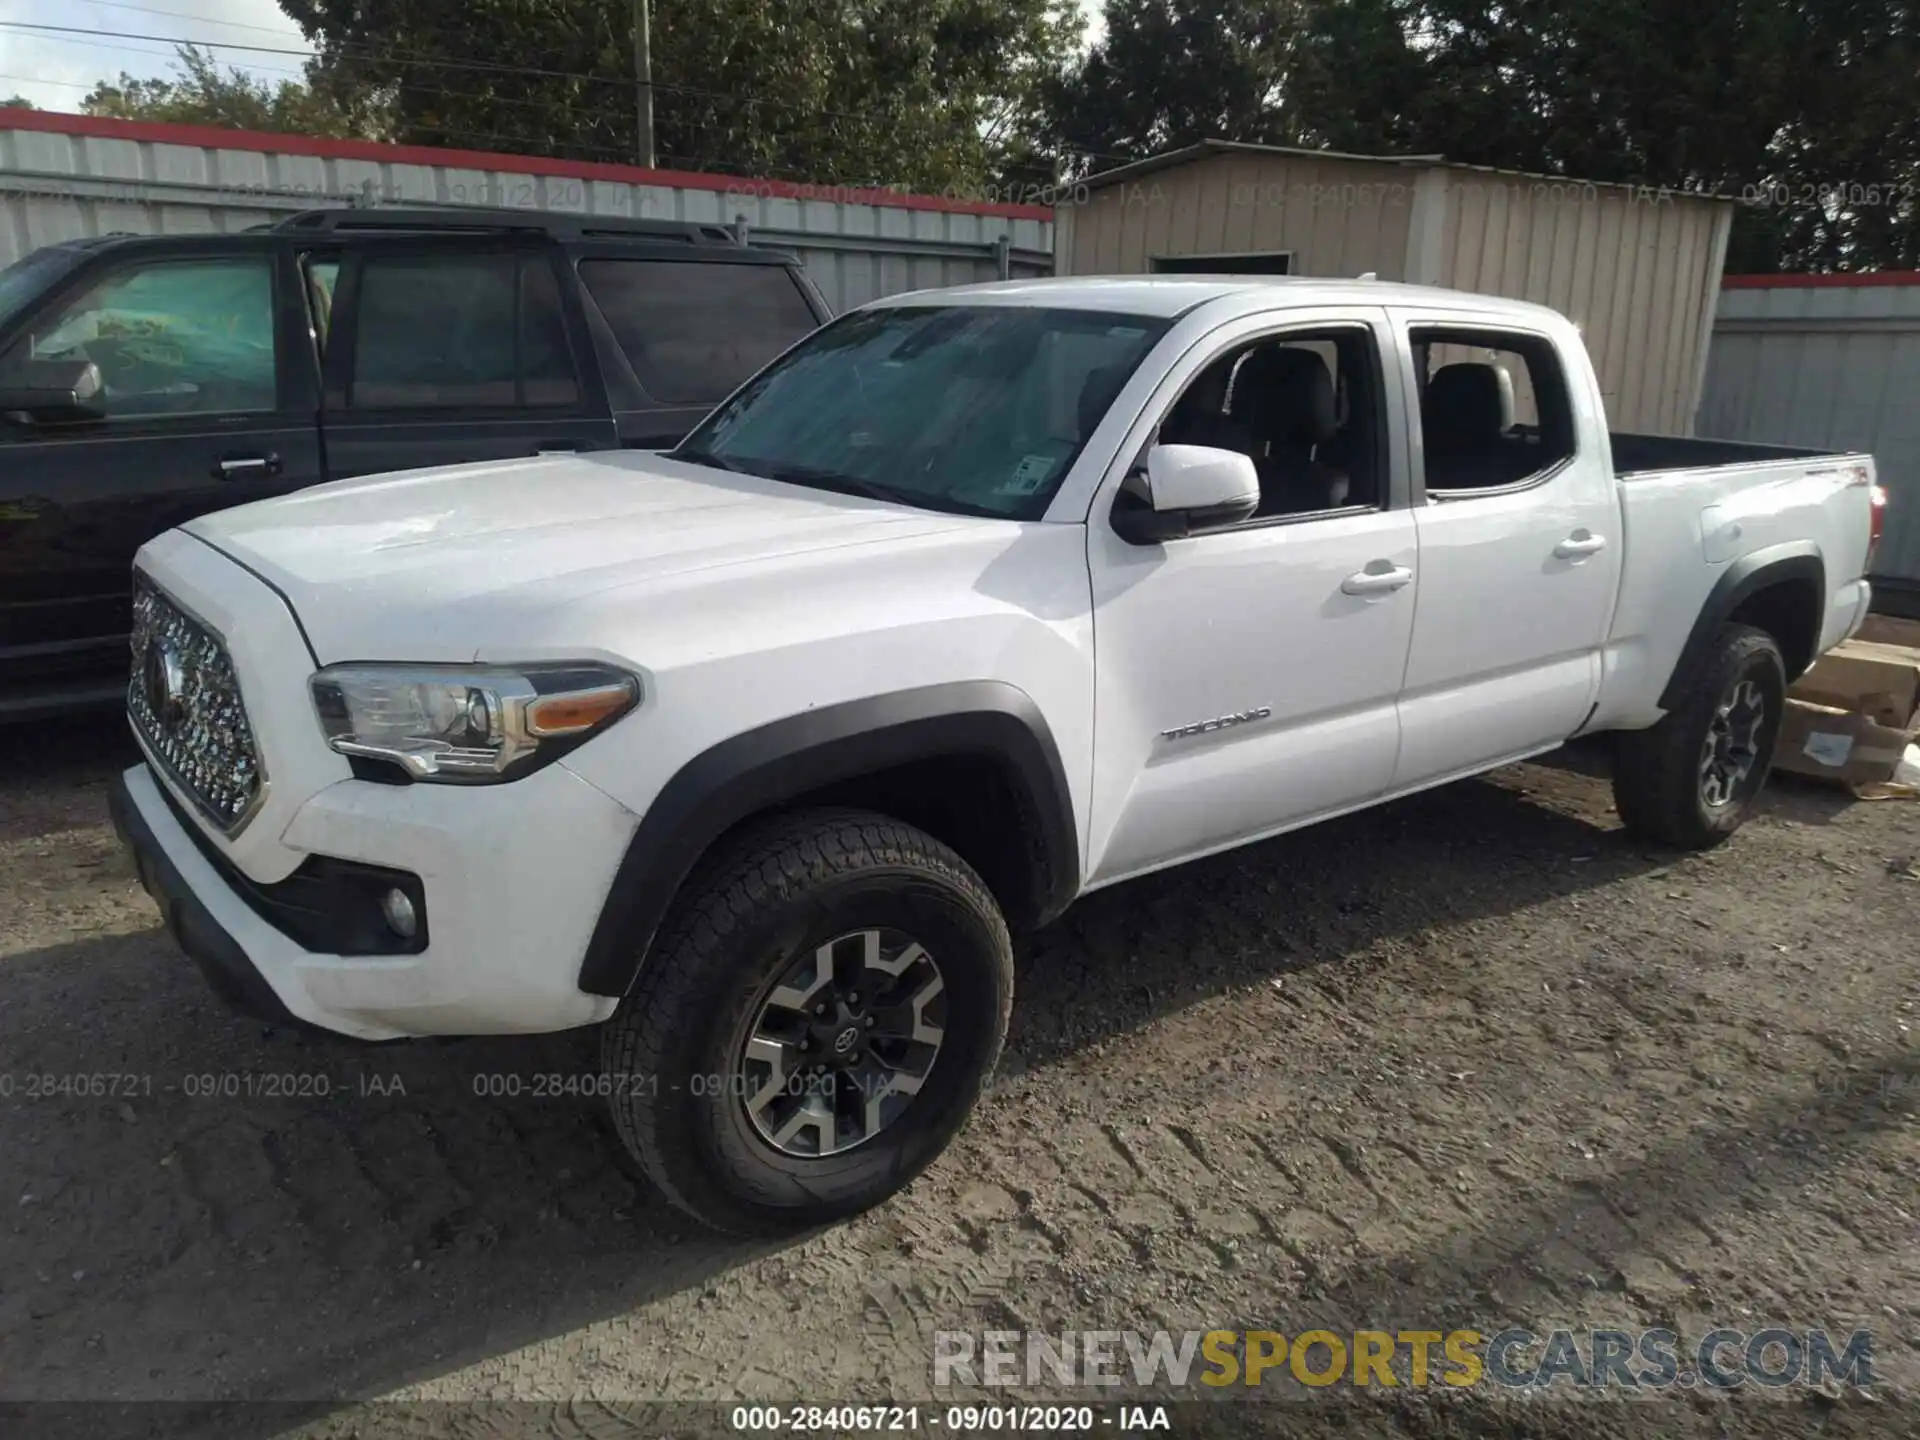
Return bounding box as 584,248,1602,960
601,807,1012,1235
1613,622,1786,849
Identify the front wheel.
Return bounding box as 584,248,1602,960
1613,622,1786,849
601,807,1013,1235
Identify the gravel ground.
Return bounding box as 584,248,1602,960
0,717,1916,1439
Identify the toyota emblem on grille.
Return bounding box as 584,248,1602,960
143,637,188,730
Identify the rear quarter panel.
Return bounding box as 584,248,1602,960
1594,456,1876,731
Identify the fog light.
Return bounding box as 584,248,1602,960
380,887,418,940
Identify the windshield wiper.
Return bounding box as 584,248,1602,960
674,453,1003,518
760,463,930,508
668,445,747,474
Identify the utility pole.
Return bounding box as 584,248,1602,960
633,0,655,169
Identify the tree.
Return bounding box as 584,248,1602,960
0,96,36,111
1040,0,1297,174
279,0,1082,194
79,43,387,139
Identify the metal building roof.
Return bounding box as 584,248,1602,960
1079,139,1740,205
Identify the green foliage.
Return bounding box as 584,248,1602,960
1,96,36,111
1041,0,1296,169
79,44,388,139
278,0,1083,193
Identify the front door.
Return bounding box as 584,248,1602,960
0,242,323,712
1084,309,1418,886
1387,313,1621,788
317,241,616,478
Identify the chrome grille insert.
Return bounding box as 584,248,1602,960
128,574,266,834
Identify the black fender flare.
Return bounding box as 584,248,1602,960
577,681,1080,998
1658,542,1825,711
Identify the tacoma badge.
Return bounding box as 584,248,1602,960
1160,707,1273,742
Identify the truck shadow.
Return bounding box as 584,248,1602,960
0,757,1860,1430
1007,762,1669,1072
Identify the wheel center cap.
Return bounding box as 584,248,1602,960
832,1025,861,1056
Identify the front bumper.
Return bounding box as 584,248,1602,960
112,761,636,1041
111,768,307,1031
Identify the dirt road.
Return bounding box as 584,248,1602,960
1,718,1915,1438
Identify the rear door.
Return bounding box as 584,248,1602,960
1386,311,1621,787
0,239,323,710
572,252,827,446
317,238,616,477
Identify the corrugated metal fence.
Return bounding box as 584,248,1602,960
1700,276,1920,607
0,109,1054,313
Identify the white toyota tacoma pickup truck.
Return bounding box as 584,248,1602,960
111,276,1886,1234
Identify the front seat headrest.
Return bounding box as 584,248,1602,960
1161,354,1240,441
1424,362,1514,454
1230,346,1337,449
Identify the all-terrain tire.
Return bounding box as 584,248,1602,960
1613,622,1786,850
601,807,1013,1236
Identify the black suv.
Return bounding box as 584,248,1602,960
0,208,830,719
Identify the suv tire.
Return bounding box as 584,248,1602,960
1613,622,1786,850
601,807,1013,1235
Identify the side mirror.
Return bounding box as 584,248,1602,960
0,359,106,424
1110,443,1261,545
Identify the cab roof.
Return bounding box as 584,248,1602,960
873,274,1568,326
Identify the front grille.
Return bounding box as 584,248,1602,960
128,574,265,833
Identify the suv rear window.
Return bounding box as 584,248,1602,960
579,259,818,406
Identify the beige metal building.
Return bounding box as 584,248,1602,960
1053,140,1737,434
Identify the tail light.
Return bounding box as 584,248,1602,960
1868,482,1888,572
1847,464,1887,573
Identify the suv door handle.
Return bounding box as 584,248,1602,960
1554,531,1608,558
214,452,281,480
1341,564,1415,596
534,442,587,456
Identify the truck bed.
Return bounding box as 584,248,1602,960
1609,431,1837,477
1592,439,1877,734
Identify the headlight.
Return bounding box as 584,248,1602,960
310,663,638,782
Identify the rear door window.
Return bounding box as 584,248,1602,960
1411,328,1576,492
579,259,818,405
348,251,580,409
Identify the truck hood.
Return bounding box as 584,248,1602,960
182,450,984,663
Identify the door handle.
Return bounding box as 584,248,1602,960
534,442,587,457
1340,564,1415,596
214,453,281,480
1554,531,1608,559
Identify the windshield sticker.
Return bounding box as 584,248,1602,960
1107,326,1147,339
1002,454,1057,495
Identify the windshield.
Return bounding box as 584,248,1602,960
0,247,82,329
672,304,1170,519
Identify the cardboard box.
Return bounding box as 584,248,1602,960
1857,613,1920,651
1788,640,1920,730
1774,699,1916,786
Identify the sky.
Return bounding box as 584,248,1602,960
0,0,1104,111
0,0,308,107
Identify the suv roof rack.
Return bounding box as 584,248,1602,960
271,207,744,247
